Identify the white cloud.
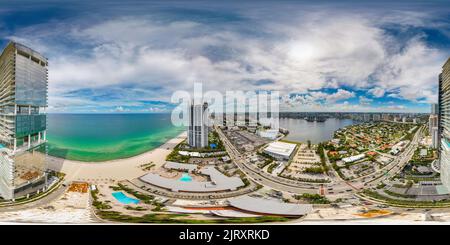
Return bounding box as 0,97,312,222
368,87,385,98
6,8,447,112
372,37,444,103
385,105,406,110
359,96,374,106
114,106,129,112
281,89,355,112
325,89,356,103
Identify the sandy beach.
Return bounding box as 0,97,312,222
47,132,187,182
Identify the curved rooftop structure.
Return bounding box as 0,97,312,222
139,165,244,193
164,161,197,172
228,195,313,217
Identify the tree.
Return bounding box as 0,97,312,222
307,140,311,149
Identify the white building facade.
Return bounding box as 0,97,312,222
440,59,450,191
263,141,297,160
187,102,209,148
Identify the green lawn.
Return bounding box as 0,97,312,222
96,211,291,224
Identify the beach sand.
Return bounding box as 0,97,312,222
47,132,187,182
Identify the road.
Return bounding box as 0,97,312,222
323,125,423,193
0,185,67,212
216,126,320,194
216,124,423,198
364,125,423,188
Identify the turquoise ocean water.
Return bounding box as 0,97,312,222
46,113,184,162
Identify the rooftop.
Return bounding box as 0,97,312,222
342,154,365,163
228,195,313,216
140,166,244,193
164,161,197,172
264,141,297,157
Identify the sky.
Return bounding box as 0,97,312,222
0,0,449,113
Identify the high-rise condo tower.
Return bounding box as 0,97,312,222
430,104,440,149
0,42,48,200
188,102,209,148
439,58,450,191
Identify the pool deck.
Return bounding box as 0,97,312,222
112,192,139,204
140,166,245,193
180,173,193,182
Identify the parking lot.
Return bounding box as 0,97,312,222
224,129,269,153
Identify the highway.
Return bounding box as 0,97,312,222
216,126,320,194
365,125,423,188
216,124,423,198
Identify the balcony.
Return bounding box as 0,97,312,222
443,138,450,152
14,139,47,155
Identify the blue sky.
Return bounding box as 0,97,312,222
0,0,449,113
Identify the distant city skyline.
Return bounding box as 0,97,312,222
0,0,449,113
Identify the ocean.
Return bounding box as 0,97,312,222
46,113,184,162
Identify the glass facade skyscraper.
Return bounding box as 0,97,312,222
0,42,48,200
188,102,209,148
439,58,450,191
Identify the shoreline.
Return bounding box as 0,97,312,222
47,130,186,163
46,132,187,182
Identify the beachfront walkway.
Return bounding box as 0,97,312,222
47,133,187,182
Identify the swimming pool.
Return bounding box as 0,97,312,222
112,191,140,204
179,173,193,182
